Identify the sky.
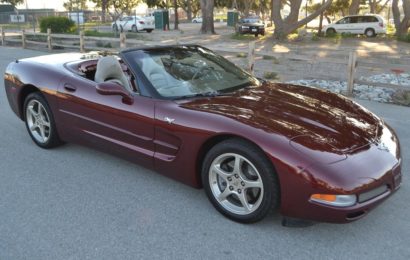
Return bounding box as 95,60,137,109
17,0,96,11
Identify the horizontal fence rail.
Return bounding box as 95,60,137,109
1,27,409,97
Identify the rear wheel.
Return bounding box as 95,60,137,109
365,28,376,37
112,24,118,32
202,139,280,223
24,92,63,149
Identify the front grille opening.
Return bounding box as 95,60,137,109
358,185,389,203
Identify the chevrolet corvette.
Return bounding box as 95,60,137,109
4,45,402,224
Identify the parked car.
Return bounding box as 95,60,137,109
112,16,154,33
236,17,265,37
192,17,203,23
324,14,386,37
4,45,402,224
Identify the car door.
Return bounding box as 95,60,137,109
57,73,155,169
348,16,360,33
335,17,350,33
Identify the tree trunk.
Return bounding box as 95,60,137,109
318,0,325,35
349,0,360,15
101,1,107,23
272,0,333,39
369,0,376,13
200,0,215,34
174,0,179,30
187,0,192,21
393,0,410,37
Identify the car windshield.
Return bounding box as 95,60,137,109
122,46,259,99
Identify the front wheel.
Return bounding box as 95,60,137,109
326,28,336,35
202,139,280,223
24,92,63,149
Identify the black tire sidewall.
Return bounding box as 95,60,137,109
23,92,61,149
202,139,280,223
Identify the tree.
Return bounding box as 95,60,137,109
307,0,349,23
91,0,111,22
174,0,179,29
111,0,141,19
271,0,333,39
0,0,23,6
393,0,410,37
63,0,88,12
200,0,215,34
349,0,361,14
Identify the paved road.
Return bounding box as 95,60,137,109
0,47,409,260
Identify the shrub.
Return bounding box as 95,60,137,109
40,16,75,33
236,52,247,58
398,33,410,42
263,71,279,80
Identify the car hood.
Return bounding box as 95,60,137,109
180,83,383,156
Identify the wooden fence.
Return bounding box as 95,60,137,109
1,27,409,97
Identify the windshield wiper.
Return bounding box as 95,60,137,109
173,91,234,100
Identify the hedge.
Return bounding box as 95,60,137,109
39,16,75,34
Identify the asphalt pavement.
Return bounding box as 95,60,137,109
0,46,409,260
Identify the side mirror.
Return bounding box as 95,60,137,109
96,82,134,105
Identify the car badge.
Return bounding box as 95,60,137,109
164,117,175,124
377,142,390,152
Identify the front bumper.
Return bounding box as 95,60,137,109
279,159,402,223
239,26,265,35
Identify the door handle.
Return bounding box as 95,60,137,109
64,83,77,92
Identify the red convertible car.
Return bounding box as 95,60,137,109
4,45,402,224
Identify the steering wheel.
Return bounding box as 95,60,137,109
191,66,218,80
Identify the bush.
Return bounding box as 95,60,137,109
398,33,410,42
40,16,75,33
263,71,279,80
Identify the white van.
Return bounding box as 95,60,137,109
324,14,386,37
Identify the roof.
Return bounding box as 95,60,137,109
0,4,15,13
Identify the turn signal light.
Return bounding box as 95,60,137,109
311,194,336,202
310,194,356,207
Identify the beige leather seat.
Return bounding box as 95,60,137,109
95,56,132,92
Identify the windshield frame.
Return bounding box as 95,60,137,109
120,45,259,100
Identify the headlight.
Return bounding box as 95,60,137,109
310,194,357,207
241,26,249,29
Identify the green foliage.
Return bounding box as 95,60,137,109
0,0,24,6
311,33,320,41
392,90,410,106
263,71,279,80
63,0,88,11
236,52,248,58
398,33,410,42
39,16,75,34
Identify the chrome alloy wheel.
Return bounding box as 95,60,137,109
26,99,51,144
209,153,264,215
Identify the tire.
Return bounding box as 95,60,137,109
120,25,124,32
365,28,376,37
255,33,259,37
193,20,198,23
326,28,336,35
112,24,118,32
146,29,153,33
132,25,137,33
202,138,280,223
24,92,63,149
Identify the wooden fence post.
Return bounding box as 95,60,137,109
248,41,256,75
0,27,4,46
120,32,126,49
21,29,26,49
47,28,52,51
79,30,85,53
347,51,357,97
